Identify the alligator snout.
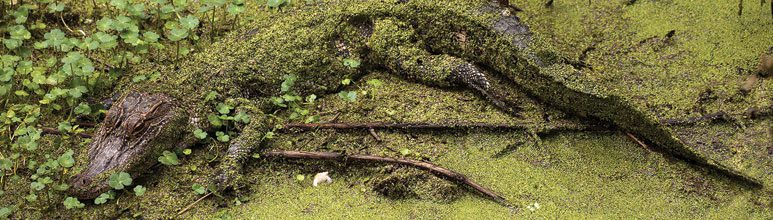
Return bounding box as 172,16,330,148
69,91,186,199
69,174,102,199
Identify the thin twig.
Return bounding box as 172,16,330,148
660,112,729,126
262,150,511,207
59,13,87,37
75,121,97,128
329,113,341,122
177,192,213,216
284,122,580,130
40,127,92,138
367,128,382,142
625,132,652,151
661,106,771,126
85,54,116,71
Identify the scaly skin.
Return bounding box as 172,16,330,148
69,0,760,199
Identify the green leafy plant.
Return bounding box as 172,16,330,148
108,172,133,190
338,90,357,102
342,58,360,68
57,150,75,168
0,207,12,219
366,79,383,87
400,148,412,156
133,185,146,196
192,183,207,195
63,197,85,209
0,0,254,212
94,192,111,205
193,128,208,139
158,150,180,165
214,131,229,142
267,0,289,9
270,74,320,122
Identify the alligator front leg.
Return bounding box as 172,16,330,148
368,18,521,115
214,113,270,190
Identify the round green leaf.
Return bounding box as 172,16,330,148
57,150,75,168
167,28,189,42
108,172,133,190
267,0,286,8
191,184,206,195
133,185,146,196
193,128,208,139
63,197,85,209
179,15,200,30
215,131,230,142
400,148,412,156
109,0,129,10
47,3,65,13
74,103,91,115
343,58,361,68
158,151,180,165
143,31,160,43
94,193,111,204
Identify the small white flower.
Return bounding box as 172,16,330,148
313,171,332,187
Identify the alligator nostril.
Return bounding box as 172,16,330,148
71,175,92,188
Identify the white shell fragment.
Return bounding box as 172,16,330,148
526,202,541,212
313,171,333,187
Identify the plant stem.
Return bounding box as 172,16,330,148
211,9,216,42
156,3,162,32
175,41,180,68
177,192,212,216
121,50,127,69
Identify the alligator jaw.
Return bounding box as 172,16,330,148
70,91,184,199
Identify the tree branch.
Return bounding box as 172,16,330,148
283,121,602,133
262,150,511,207
661,106,772,126
40,127,93,138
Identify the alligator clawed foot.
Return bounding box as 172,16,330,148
213,166,242,192
450,63,524,116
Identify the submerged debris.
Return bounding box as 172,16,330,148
313,172,333,187
526,202,541,211
758,48,773,77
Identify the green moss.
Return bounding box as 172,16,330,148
4,0,771,218
207,72,771,219
517,0,772,187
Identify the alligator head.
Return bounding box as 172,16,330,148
69,91,188,199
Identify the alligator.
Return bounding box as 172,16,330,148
69,0,769,199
